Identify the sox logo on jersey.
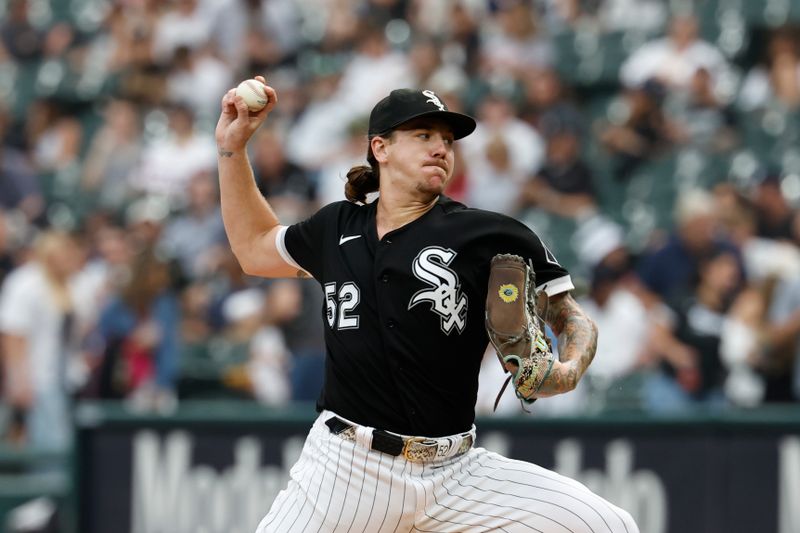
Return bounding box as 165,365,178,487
408,246,468,334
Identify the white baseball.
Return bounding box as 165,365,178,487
235,79,269,112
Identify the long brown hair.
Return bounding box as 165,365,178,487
121,246,170,317
344,132,390,203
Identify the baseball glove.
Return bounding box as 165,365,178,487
485,253,554,410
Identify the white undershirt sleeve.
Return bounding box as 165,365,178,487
538,274,575,297
275,226,305,272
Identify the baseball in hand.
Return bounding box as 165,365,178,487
235,79,269,112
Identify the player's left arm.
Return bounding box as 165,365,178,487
535,291,598,396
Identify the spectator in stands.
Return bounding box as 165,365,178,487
460,93,545,214
668,67,738,151
620,12,731,95
600,78,679,179
408,38,441,87
440,0,481,76
209,271,325,407
637,189,740,301
114,2,165,106
714,183,800,283
250,128,316,221
0,231,87,451
207,248,256,332
718,272,800,406
96,246,180,412
644,248,745,412
256,69,306,132
165,45,234,119
407,37,469,96
481,0,554,79
25,99,83,175
0,0,44,61
334,21,413,117
160,170,226,281
220,286,291,406
177,0,243,72
713,184,800,406
129,103,216,201
77,223,134,325
716,183,800,405
42,20,75,62
718,277,769,407
151,0,213,65
0,108,43,222
739,27,800,112
521,107,597,219
518,68,577,130
82,3,138,82
541,0,666,33
238,0,301,73
275,279,326,403
261,280,311,402
0,209,18,287
538,0,598,29
599,0,667,32
64,221,134,400
284,73,350,172
573,217,660,410
124,195,170,252
81,99,143,213
363,0,407,21
179,280,214,348
748,170,800,245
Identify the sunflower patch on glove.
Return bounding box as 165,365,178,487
485,254,554,409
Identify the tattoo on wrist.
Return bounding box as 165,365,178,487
541,293,598,393
218,147,234,158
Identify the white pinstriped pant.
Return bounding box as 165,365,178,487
256,411,639,533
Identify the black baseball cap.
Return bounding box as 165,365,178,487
368,89,476,140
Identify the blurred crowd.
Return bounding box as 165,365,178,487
1,0,800,453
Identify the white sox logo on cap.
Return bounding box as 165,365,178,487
367,89,475,139
422,90,445,111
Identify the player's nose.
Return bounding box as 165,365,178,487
429,134,449,157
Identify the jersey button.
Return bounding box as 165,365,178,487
387,320,395,328
381,274,389,283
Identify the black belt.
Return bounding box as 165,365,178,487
324,416,474,462
325,417,405,455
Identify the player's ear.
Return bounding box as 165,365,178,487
371,136,389,164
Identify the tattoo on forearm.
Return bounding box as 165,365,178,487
538,293,598,395
217,147,233,158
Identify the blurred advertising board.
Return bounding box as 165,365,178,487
74,402,800,533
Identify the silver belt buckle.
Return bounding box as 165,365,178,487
402,436,436,462
402,435,473,462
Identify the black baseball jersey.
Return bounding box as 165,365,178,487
278,195,573,437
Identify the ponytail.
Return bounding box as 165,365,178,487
344,136,382,203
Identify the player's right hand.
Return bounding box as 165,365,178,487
215,75,277,154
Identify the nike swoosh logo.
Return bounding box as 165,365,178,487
339,235,362,245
